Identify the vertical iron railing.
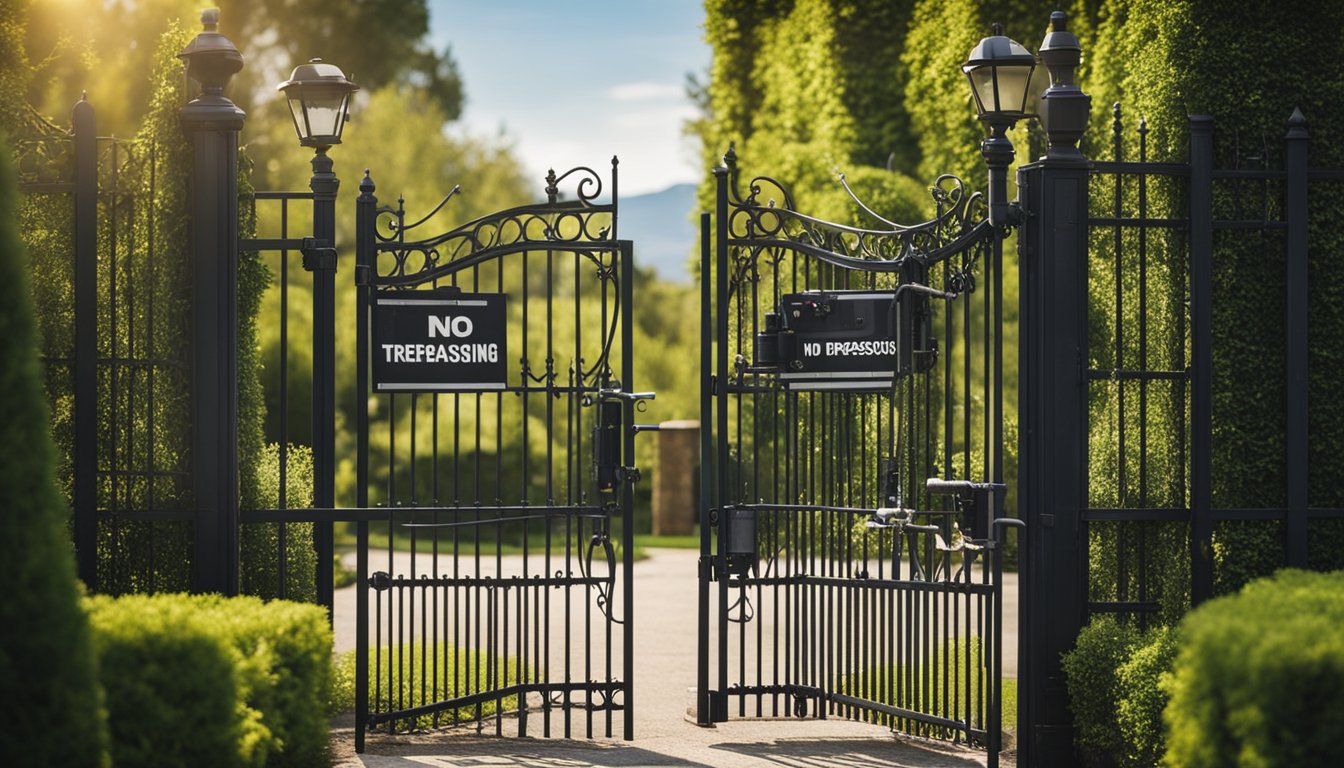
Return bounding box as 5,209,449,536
1080,108,1344,624
72,98,98,589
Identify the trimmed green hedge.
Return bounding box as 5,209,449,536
86,593,332,768
1117,625,1176,768
1164,569,1344,768
1062,616,1142,766
1063,616,1174,768
86,594,252,768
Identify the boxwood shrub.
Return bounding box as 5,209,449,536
1062,616,1143,766
86,594,258,768
192,595,333,768
1117,626,1177,768
86,593,332,768
1164,569,1344,768
1063,616,1176,768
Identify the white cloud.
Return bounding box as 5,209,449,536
607,81,686,103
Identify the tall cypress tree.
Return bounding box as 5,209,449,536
0,141,109,765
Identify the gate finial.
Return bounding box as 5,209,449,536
545,167,558,204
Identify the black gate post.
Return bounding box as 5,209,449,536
1189,116,1214,604
178,9,245,595
1284,108,1309,569
353,170,376,754
1017,12,1091,766
308,148,338,614
72,96,98,590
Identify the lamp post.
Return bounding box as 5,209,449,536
962,23,1043,768
963,24,1036,229
278,59,358,617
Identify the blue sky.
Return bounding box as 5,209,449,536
429,1,711,196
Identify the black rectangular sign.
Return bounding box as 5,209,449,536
372,289,508,392
776,290,899,391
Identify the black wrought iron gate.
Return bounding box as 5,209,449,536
352,162,640,748
697,149,1018,764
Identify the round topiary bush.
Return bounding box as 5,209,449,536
1164,569,1344,768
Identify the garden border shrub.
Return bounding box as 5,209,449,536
86,593,332,768
1164,569,1344,768
1064,616,1177,768
0,129,109,766
86,594,258,768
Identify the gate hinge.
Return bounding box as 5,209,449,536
300,237,338,272
616,466,642,484
710,375,717,396
354,264,372,287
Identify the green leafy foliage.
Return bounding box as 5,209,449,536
1081,0,1344,597
86,594,255,768
696,0,930,224
240,443,317,601
1117,625,1177,768
1164,570,1344,768
86,593,332,768
0,133,109,766
1061,618,1179,768
1062,616,1144,765
191,595,334,768
20,0,461,188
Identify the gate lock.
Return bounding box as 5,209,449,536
723,506,758,576
299,237,337,272
924,477,1008,541
591,387,655,493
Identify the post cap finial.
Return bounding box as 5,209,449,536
201,8,219,30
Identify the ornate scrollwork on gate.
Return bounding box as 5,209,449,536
720,144,992,273
369,161,619,288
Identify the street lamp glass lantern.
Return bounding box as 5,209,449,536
963,27,1036,122
277,59,358,148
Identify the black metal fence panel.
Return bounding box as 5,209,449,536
16,99,196,594
237,189,325,606
353,163,637,748
1081,106,1344,621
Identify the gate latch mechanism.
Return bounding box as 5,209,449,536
300,237,337,272
592,387,656,493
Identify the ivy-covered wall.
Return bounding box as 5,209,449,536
1080,0,1344,597
696,0,930,224
4,12,304,599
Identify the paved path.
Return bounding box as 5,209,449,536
331,548,1017,767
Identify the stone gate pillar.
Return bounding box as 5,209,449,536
653,420,700,535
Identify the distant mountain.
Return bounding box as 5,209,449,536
619,183,699,284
